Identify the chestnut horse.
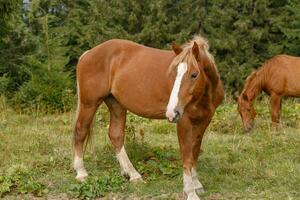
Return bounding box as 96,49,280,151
73,36,224,200
237,55,300,132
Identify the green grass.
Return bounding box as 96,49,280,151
0,97,300,199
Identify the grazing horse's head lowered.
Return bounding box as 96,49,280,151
237,71,260,132
237,94,257,132
166,39,212,123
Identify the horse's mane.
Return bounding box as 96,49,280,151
170,35,215,67
182,35,210,49
241,67,264,101
241,71,257,94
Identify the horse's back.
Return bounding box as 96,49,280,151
266,54,300,68
92,39,170,57
263,55,300,96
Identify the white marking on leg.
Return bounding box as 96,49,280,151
78,50,90,61
166,62,188,121
183,171,200,200
73,81,88,182
74,155,88,182
116,146,142,181
192,167,204,192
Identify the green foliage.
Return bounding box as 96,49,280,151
0,0,299,110
0,101,300,199
0,75,10,94
203,0,300,90
0,164,47,198
58,0,299,91
0,0,21,34
135,145,181,181
13,64,73,112
0,0,73,112
70,175,126,200
0,10,37,97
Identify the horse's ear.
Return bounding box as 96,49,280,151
172,42,182,55
192,42,199,59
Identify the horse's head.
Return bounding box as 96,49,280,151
237,93,257,132
166,38,212,123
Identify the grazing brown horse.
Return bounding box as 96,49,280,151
73,36,224,200
237,55,300,132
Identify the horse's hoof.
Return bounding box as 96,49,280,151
76,174,88,182
193,179,204,194
183,192,201,200
130,176,143,182
129,173,143,182
188,193,201,200
196,187,205,194
76,176,87,182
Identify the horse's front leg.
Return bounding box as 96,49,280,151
190,117,213,194
177,116,201,200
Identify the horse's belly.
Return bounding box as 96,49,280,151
109,51,173,119
285,86,300,97
285,77,300,96
111,78,170,119
127,107,167,119
113,91,167,119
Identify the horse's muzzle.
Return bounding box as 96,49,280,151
244,121,254,133
167,110,181,123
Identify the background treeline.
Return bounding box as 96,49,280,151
0,0,299,112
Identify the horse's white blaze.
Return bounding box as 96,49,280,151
74,155,88,180
166,62,187,121
79,50,90,61
116,146,142,181
192,167,203,190
183,172,200,200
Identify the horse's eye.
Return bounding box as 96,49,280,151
191,72,198,79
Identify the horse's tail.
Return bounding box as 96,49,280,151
73,79,80,148
73,54,95,156
72,79,80,156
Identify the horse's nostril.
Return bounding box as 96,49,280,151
173,110,181,122
166,110,181,123
244,125,253,133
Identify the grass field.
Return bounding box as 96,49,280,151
0,96,300,200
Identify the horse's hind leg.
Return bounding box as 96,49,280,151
73,102,100,182
105,96,142,182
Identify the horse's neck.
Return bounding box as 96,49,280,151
204,64,219,89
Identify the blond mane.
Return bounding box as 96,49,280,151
169,35,215,72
